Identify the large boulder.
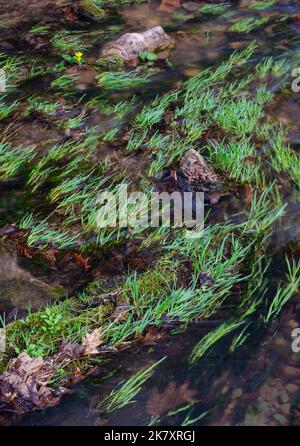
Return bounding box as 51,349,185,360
0,242,68,314
101,26,174,66
78,0,106,22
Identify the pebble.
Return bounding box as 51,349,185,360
274,335,286,347
286,383,298,394
232,388,242,399
280,403,291,416
182,1,199,12
221,385,229,395
283,365,300,377
279,391,289,404
273,413,287,425
183,67,200,78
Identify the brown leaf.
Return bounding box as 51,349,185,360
146,381,197,415
82,328,103,355
0,352,68,414
137,326,164,345
74,253,91,271
109,301,130,323
180,149,220,184
157,0,181,14
63,5,79,22
42,247,57,266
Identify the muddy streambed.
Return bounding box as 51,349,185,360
0,0,300,426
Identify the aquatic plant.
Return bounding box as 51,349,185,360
103,357,166,413
78,0,106,22
249,0,277,11
97,71,150,90
265,258,300,323
199,3,230,15
229,16,270,33
206,138,262,186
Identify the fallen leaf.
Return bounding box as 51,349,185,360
137,326,164,345
82,328,103,355
74,253,91,271
0,352,68,414
109,301,131,322
146,381,197,415
180,149,220,184
157,0,182,14
42,247,57,266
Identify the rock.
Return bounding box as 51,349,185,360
78,0,106,22
101,26,174,66
286,383,299,394
95,54,124,71
279,391,289,404
232,388,242,399
273,413,287,425
283,365,300,378
182,1,199,12
0,241,78,313
180,149,220,184
281,403,291,416
0,352,63,414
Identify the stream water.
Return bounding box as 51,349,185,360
1,0,300,426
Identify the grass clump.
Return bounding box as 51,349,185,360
265,258,300,323
213,96,264,137
229,16,270,33
269,129,300,188
103,357,166,413
97,71,150,90
249,0,277,11
206,138,262,186
199,3,230,15
0,142,36,179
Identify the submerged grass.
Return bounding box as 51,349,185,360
103,357,166,413
0,36,298,399
97,71,150,90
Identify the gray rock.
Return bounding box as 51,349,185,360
0,242,68,313
101,26,174,66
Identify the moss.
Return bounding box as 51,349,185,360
94,55,124,71
79,0,106,21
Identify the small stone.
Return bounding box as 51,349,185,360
221,385,229,394
274,335,286,347
279,391,289,404
286,383,298,394
261,402,270,415
183,67,200,77
287,319,298,329
280,403,291,416
101,26,174,66
283,365,300,378
182,2,199,12
232,388,242,399
273,413,287,425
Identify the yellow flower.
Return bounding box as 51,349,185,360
75,52,83,63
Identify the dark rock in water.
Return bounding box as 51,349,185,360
101,26,174,66
182,2,200,13
180,148,220,185
0,242,68,313
78,0,106,22
94,54,124,71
